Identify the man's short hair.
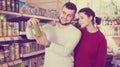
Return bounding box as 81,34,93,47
63,2,77,14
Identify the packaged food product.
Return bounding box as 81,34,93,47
32,23,42,37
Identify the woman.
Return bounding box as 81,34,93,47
74,7,107,67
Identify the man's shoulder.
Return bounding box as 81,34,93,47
42,23,53,28
69,25,81,34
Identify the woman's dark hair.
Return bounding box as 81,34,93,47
78,7,101,25
63,2,77,14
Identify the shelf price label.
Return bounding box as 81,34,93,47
4,37,11,41
14,59,22,65
17,59,22,64
8,61,14,66
0,37,5,41
12,36,19,40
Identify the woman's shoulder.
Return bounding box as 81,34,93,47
97,30,107,41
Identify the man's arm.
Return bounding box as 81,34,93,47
48,31,81,57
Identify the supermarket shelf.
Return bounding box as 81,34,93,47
112,36,120,38
105,36,120,38
0,0,59,66
22,14,58,21
21,50,45,58
98,25,120,28
0,36,36,44
20,32,26,35
0,10,58,22
0,10,21,16
0,59,22,67
0,36,22,42
13,59,22,65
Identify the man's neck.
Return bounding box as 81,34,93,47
57,22,71,29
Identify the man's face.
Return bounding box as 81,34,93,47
59,6,75,25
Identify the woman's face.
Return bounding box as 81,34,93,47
78,12,92,28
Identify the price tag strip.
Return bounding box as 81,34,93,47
0,37,5,41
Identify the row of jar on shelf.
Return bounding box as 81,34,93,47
0,42,44,63
0,15,27,37
101,16,120,25
0,0,59,19
99,16,120,36
99,25,120,36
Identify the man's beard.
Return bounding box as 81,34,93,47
59,19,71,26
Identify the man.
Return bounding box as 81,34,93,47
26,2,81,67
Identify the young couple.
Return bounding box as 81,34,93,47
26,2,107,67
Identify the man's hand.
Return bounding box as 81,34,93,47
26,18,39,28
50,20,57,26
35,32,50,47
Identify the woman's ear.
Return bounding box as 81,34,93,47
89,16,93,21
